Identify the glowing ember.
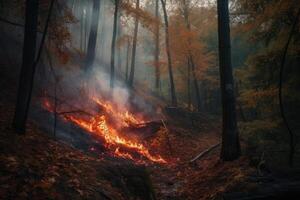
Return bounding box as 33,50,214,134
42,97,167,164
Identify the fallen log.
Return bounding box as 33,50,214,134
121,121,163,140
190,143,220,163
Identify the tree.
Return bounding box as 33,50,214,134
217,0,240,161
128,0,140,88
160,0,177,106
13,0,39,134
154,0,160,92
125,36,131,81
110,0,120,88
84,0,100,71
182,0,201,111
117,10,122,70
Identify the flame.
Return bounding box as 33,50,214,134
42,97,167,164
92,97,144,127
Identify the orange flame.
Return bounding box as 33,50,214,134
42,97,167,164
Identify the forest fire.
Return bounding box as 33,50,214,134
42,96,167,164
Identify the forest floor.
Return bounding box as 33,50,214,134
0,28,253,199
2,23,299,200
0,49,254,200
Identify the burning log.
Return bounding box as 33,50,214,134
121,120,163,140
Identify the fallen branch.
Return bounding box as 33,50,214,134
57,110,93,116
189,143,220,163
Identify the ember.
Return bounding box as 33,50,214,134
42,97,167,164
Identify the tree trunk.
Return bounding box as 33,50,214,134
154,0,160,92
160,0,177,106
125,38,131,81
12,0,39,134
217,0,240,161
79,2,83,51
187,59,191,110
110,0,119,88
84,0,100,71
84,1,89,52
99,1,106,63
128,0,140,88
117,11,122,69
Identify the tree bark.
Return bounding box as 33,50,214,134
84,0,100,71
12,0,39,134
154,0,160,92
128,0,140,88
160,0,177,106
217,0,240,161
110,0,119,88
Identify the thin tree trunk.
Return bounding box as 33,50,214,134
182,0,201,111
13,0,39,134
84,1,88,52
84,0,100,71
128,0,140,88
154,0,160,92
117,11,122,69
80,1,84,51
160,0,177,106
110,0,119,88
217,0,240,161
125,38,131,81
99,1,106,62
278,8,300,166
187,59,191,110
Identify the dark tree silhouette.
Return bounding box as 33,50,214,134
84,0,100,71
160,0,177,106
13,0,39,134
217,0,240,161
128,0,140,88
117,10,122,70
154,0,160,92
13,0,54,133
125,37,131,81
110,0,120,88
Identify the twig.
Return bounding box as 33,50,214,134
189,143,221,163
161,119,173,156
